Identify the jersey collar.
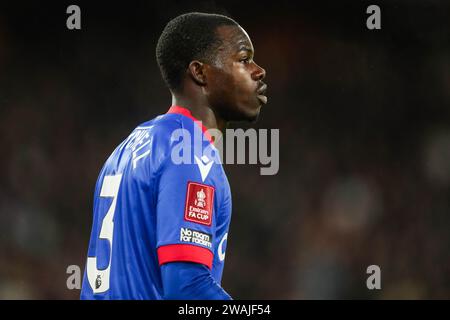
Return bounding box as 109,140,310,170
166,105,214,145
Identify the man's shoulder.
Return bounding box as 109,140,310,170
134,111,200,149
126,112,194,167
137,112,183,133
127,113,185,147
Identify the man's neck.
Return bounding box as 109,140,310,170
171,95,227,133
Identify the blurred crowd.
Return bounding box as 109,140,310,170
0,1,449,299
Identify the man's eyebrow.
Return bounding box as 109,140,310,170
237,45,253,54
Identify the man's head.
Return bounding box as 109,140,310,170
156,12,267,122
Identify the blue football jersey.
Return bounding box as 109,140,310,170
80,106,232,299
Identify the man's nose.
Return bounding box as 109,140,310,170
253,63,266,81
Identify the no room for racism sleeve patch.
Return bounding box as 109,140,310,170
180,227,212,248
184,182,214,226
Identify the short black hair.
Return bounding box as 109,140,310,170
156,12,238,91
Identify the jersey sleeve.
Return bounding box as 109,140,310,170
155,141,217,269
161,262,232,300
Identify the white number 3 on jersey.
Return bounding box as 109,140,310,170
86,174,122,294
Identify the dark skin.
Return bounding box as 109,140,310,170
172,24,267,137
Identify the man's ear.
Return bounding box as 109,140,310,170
188,60,207,86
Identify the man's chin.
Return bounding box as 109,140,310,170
247,111,260,123
222,104,262,123
245,107,261,123
235,103,262,122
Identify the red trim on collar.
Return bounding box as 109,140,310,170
166,105,214,144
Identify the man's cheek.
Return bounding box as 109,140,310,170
231,72,250,93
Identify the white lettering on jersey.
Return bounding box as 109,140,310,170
218,233,228,262
126,128,153,169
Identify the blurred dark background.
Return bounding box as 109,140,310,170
1,0,450,299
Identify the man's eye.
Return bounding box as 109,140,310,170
240,57,250,64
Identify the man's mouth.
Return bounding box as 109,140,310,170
257,94,268,105
256,83,268,105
